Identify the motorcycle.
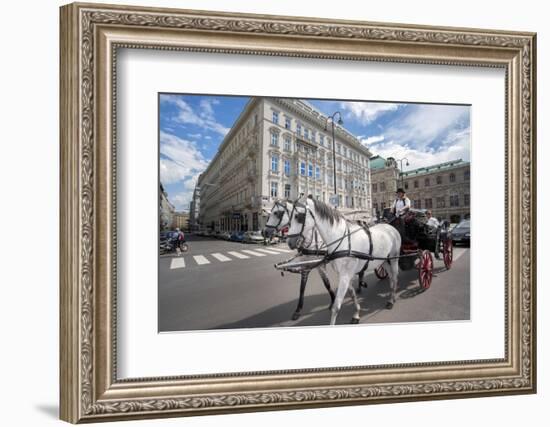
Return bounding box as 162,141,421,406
160,238,189,255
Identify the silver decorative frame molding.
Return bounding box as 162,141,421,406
60,2,536,423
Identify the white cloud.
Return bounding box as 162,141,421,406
169,175,201,211
161,95,229,136
361,134,385,146
368,104,470,169
384,104,469,150
159,131,208,184
188,133,202,139
341,102,401,125
371,127,470,170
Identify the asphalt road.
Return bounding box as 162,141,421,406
158,235,470,332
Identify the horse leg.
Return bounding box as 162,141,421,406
292,271,309,320
385,258,399,309
318,267,335,310
330,273,352,325
347,285,361,324
357,270,367,294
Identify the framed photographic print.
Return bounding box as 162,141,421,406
60,2,537,423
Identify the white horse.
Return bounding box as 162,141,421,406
264,200,335,320
286,197,401,325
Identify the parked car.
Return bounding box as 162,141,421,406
230,231,245,242
451,220,470,246
220,231,232,240
243,231,265,244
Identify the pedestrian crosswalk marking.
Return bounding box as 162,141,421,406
193,255,210,265
241,249,266,257
211,253,231,262
255,248,282,255
170,257,186,269
228,251,249,259
269,247,293,253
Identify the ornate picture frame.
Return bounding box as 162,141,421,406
60,2,536,423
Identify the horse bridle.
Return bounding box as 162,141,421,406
265,200,295,231
286,202,316,240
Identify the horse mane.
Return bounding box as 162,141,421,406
310,198,344,225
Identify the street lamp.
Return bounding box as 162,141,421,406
395,157,410,188
324,111,344,208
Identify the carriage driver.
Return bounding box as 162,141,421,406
391,188,411,217
390,188,411,241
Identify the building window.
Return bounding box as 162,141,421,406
337,158,342,171
450,194,459,207
404,181,409,190
414,180,419,188
464,193,470,206
271,155,279,172
296,123,302,135
436,175,442,184
308,163,313,177
320,135,325,146
436,197,446,208
315,166,320,180
449,173,456,183
283,135,291,151
300,162,306,176
413,199,421,209
272,111,279,124
424,177,430,187
284,159,290,176
425,198,433,209
304,128,309,140
464,170,470,181
337,144,341,154
270,182,278,198
312,131,316,142
271,132,279,146
284,116,291,129
284,184,291,198
343,147,347,157
380,182,386,192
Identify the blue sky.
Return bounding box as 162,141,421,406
159,94,470,211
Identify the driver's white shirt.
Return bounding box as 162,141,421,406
426,217,439,227
392,197,411,216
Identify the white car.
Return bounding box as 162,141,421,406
243,231,265,244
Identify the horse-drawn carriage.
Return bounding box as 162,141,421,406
266,197,454,324
373,209,453,289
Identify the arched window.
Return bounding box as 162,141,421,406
449,173,456,183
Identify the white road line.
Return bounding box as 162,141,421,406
169,257,186,270
228,251,249,259
193,255,211,265
268,247,294,253
211,253,231,262
255,248,282,255
453,248,468,261
241,249,266,257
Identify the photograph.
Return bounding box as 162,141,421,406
158,94,471,332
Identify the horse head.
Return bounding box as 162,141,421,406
263,199,293,239
286,197,317,250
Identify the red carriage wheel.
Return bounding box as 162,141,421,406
442,238,453,269
375,265,388,280
418,250,434,289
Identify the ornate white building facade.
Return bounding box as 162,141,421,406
197,97,372,232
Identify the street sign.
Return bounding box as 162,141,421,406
329,194,339,207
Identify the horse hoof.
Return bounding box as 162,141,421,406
385,302,394,310
350,318,360,324
291,312,301,320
